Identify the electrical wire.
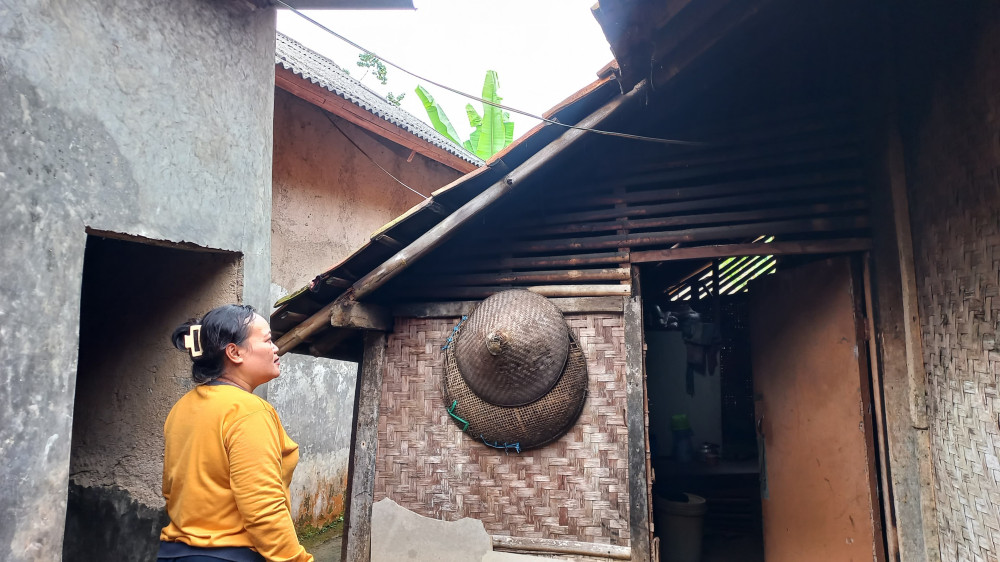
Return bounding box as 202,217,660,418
325,113,429,200
273,0,707,147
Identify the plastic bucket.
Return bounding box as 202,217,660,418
655,493,708,562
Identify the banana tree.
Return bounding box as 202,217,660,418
416,70,514,160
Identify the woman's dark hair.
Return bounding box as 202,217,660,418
171,304,258,384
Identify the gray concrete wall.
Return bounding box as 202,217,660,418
0,1,276,559
270,88,465,530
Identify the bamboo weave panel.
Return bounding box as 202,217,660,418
375,314,630,545
914,164,1000,561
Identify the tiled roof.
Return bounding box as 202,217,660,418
275,32,483,166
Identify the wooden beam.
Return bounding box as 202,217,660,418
631,238,872,262
308,328,354,358
392,296,625,318
275,66,478,174
615,145,858,188
520,200,868,237
391,284,632,300
415,267,631,286
885,128,928,430
624,295,652,562
272,80,648,356
534,184,864,227
329,301,393,332
549,168,861,208
436,251,631,273
504,216,869,254
341,331,387,562
491,536,630,560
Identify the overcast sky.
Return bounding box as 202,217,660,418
276,1,613,143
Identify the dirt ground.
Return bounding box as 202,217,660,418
301,526,343,562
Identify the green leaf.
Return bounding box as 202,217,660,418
470,70,515,159
465,104,482,128
415,85,465,148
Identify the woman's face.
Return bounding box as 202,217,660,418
235,314,281,386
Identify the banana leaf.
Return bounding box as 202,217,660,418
469,70,514,160
414,85,464,148
415,70,515,159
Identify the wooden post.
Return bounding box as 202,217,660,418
341,331,387,562
624,295,652,561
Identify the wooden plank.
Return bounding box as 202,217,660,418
863,255,897,562
621,131,858,175
438,251,631,272
492,536,631,560
624,295,652,562
392,296,625,318
631,238,872,262
534,184,864,227
617,146,858,188
274,78,646,355
520,200,868,237
415,267,632,286
341,331,387,562
867,122,938,562
392,284,632,300
504,216,869,254
886,128,928,430
275,67,478,174
329,301,393,331
548,169,860,208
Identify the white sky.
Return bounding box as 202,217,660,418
276,1,613,144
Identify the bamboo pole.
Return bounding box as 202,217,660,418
390,284,632,300
631,238,872,262
414,267,631,286
503,216,869,254
436,250,630,272
274,81,648,355
519,199,868,236
533,184,864,226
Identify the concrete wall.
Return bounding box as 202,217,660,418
270,88,465,530
895,3,1000,560
64,236,242,560
0,1,276,559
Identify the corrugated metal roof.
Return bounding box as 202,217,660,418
275,32,484,166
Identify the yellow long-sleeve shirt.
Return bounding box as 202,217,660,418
160,384,313,562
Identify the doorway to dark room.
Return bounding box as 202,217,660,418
642,253,886,562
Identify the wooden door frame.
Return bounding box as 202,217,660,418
635,251,893,562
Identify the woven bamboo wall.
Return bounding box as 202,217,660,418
375,314,630,545
904,6,1000,559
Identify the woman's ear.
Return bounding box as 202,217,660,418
225,342,244,365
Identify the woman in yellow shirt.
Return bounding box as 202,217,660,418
157,304,313,562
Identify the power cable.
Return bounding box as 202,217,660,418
325,113,429,200
273,0,707,147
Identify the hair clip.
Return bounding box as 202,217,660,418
183,324,203,358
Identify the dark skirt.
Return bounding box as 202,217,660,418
157,541,265,562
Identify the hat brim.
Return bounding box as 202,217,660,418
443,329,588,451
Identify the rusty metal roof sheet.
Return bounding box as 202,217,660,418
275,32,483,166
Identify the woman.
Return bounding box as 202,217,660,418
157,304,313,562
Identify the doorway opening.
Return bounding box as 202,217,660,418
63,232,242,561
642,253,886,562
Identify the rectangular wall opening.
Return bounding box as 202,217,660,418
62,233,242,561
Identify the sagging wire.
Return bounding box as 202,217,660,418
324,113,428,200
274,0,707,147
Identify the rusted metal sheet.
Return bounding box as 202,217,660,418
749,257,884,561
